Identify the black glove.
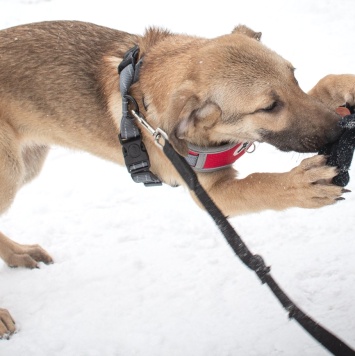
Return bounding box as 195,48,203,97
318,104,355,187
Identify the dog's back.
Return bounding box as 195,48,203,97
0,21,138,206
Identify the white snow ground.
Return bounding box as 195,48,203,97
0,0,354,355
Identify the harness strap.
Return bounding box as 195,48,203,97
118,46,162,186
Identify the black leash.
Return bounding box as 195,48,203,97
118,46,355,355
162,137,355,356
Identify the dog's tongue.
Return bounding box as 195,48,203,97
336,106,351,116
335,105,355,129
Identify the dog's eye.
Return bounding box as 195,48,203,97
261,101,278,112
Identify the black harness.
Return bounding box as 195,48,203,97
117,46,355,355
118,45,162,186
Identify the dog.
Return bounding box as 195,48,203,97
0,20,354,337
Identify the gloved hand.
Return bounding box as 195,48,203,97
318,104,355,187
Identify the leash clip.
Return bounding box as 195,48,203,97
130,109,168,150
154,128,169,149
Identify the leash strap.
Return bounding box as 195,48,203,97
161,137,355,356
118,46,162,186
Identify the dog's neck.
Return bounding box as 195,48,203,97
137,27,173,57
120,39,253,174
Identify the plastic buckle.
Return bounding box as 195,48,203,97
119,134,149,173
119,134,162,187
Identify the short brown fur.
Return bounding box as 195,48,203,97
0,21,354,336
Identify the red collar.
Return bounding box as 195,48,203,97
186,141,253,172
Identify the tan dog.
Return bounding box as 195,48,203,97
0,20,354,337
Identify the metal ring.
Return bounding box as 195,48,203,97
247,143,256,153
125,94,139,114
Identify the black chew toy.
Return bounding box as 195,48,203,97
318,104,355,187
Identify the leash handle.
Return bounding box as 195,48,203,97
161,137,355,356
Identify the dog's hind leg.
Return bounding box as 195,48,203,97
0,124,53,338
0,124,53,269
0,231,53,269
22,144,50,185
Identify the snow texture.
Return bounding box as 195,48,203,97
0,0,354,355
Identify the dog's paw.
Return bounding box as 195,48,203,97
0,308,16,339
309,74,355,109
7,243,53,269
286,155,344,208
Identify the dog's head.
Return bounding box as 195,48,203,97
138,26,342,156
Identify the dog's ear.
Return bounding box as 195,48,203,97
163,84,222,156
232,25,262,41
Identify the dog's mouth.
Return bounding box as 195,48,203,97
258,127,343,153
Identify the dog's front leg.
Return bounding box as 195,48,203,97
0,308,16,339
0,232,53,269
308,74,355,109
196,155,344,216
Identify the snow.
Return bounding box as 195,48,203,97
0,0,354,355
